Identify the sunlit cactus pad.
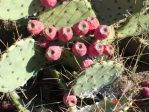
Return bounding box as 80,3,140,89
0,38,46,92
0,0,43,20
116,11,149,38
39,0,96,27
91,0,143,25
72,61,123,98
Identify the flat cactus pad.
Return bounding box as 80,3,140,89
0,38,46,92
39,0,96,27
0,0,43,20
72,61,123,98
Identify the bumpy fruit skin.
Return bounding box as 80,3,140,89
73,20,89,36
103,44,115,55
37,36,49,48
86,17,100,33
63,94,77,107
143,87,149,97
27,20,44,35
40,0,57,8
94,25,110,40
45,46,62,61
43,26,57,41
58,27,73,42
141,80,149,87
82,58,94,68
88,42,104,58
72,42,87,56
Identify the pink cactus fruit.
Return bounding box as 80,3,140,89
45,46,62,61
27,20,44,35
82,58,94,68
140,80,149,87
63,93,77,107
72,42,87,56
58,27,73,42
94,25,110,40
103,44,115,56
37,36,49,48
43,26,57,41
86,17,100,33
88,42,104,58
40,0,57,8
143,87,149,97
73,20,89,36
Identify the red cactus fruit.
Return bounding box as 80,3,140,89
27,20,44,35
140,80,149,87
88,42,104,58
143,87,149,97
103,44,115,55
82,58,94,68
72,42,87,56
45,46,62,61
73,20,89,36
40,0,57,8
63,93,77,107
94,25,110,40
43,26,57,41
86,17,100,33
37,36,49,48
58,27,73,42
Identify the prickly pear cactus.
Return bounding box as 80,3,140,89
39,0,96,27
0,0,43,20
72,61,123,98
91,0,143,25
0,38,46,92
116,11,149,38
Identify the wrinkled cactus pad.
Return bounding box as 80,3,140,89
72,61,123,98
91,0,143,25
0,0,43,20
116,11,149,38
39,0,96,27
0,38,46,92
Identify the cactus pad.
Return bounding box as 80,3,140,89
72,61,123,98
0,0,43,20
39,0,96,27
0,38,46,92
116,12,149,38
91,0,143,25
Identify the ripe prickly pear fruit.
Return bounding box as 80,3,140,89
140,80,149,87
45,46,62,61
63,94,77,107
40,0,57,8
86,17,100,33
103,44,115,56
43,26,57,41
73,20,89,36
88,42,104,58
27,20,44,35
58,27,73,42
82,58,94,69
143,87,149,97
37,36,49,48
94,25,110,40
72,42,87,57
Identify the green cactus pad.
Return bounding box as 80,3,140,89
116,12,149,38
91,0,143,25
0,0,43,20
72,61,123,98
39,0,96,27
0,38,46,92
